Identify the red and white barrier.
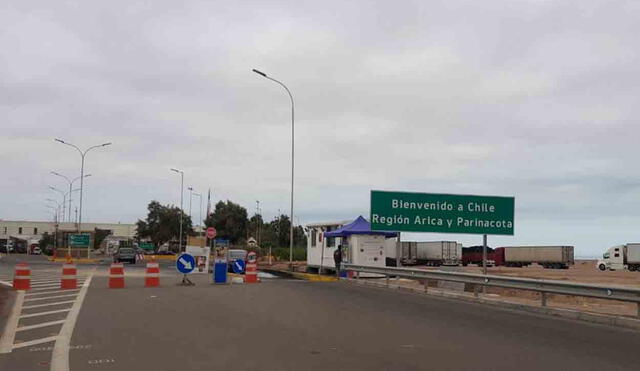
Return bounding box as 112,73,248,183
13,263,31,290
108,263,124,288
145,261,160,287
61,263,77,289
245,252,258,284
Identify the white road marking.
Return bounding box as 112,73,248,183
12,336,59,349
23,300,76,309
30,286,69,292
20,308,71,318
0,290,25,353
88,358,115,365
25,292,80,300
16,320,67,332
51,273,93,371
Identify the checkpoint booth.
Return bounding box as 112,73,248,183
308,216,397,276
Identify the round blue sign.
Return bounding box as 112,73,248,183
232,259,246,274
176,253,196,274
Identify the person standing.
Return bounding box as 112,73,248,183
333,245,343,278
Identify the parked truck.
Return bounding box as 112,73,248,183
496,246,574,269
462,245,573,269
416,241,461,266
597,244,640,271
385,241,461,266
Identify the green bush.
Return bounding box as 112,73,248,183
269,247,306,261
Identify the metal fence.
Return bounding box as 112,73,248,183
342,264,640,317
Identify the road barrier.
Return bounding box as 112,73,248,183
245,252,258,283
13,263,30,290
108,263,125,289
145,261,160,287
61,263,77,289
342,264,640,317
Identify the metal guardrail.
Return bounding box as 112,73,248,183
342,264,640,317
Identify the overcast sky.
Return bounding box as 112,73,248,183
2,1,639,257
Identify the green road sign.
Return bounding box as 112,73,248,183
139,242,155,251
69,233,91,247
370,190,515,235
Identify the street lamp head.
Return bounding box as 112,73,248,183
170,168,183,174
54,138,65,144
252,69,267,77
84,174,92,178
188,186,194,191
102,142,112,147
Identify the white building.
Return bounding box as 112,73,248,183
0,219,136,249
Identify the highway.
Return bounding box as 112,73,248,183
1,257,639,370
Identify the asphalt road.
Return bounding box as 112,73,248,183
1,257,639,370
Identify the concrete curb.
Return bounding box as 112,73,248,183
348,279,640,332
261,269,338,282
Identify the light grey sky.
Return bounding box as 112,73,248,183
1,1,639,257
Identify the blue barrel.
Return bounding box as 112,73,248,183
339,269,347,278
213,262,227,284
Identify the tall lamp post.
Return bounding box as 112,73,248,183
252,68,296,270
54,139,111,234
51,172,92,222
193,192,202,234
171,168,185,253
49,186,66,222
188,186,195,221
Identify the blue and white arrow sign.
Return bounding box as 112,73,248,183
232,259,245,274
176,253,196,274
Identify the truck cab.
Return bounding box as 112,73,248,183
597,245,625,271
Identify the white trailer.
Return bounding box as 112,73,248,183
416,241,461,266
501,246,574,269
305,220,348,273
306,217,390,275
597,244,640,271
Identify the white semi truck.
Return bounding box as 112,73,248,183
597,243,640,271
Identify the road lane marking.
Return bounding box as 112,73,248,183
0,279,12,287
12,336,59,349
26,292,80,300
30,286,69,292
0,290,25,353
20,309,71,318
23,300,76,309
51,273,93,371
16,320,67,332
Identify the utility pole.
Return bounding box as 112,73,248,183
171,168,185,253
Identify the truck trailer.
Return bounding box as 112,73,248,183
496,246,574,269
597,244,640,271
385,241,461,266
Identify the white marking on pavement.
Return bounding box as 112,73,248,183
23,300,76,309
25,293,80,300
0,290,25,353
51,273,93,371
30,286,69,292
88,358,115,365
20,308,71,318
17,320,67,332
12,336,59,349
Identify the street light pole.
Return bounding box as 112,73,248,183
252,68,295,270
51,172,91,222
54,139,110,234
49,186,66,222
192,192,202,236
171,168,185,253
188,186,194,222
